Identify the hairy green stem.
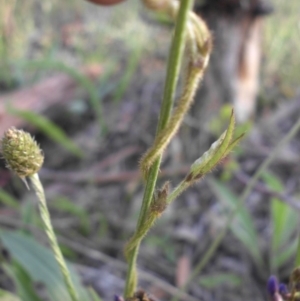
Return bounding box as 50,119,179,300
125,214,157,258
172,117,300,301
30,173,79,301
124,0,194,297
140,64,204,178
167,180,189,204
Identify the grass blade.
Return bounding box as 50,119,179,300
208,178,262,265
3,260,43,301
0,188,19,209
261,171,298,269
7,107,83,158
0,231,92,301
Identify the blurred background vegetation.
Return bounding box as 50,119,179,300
0,0,299,301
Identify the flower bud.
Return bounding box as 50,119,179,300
278,283,289,297
267,275,278,297
1,127,44,177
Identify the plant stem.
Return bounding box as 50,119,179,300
167,180,189,204
124,0,193,297
30,173,79,301
172,116,300,301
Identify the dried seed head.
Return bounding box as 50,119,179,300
1,127,44,177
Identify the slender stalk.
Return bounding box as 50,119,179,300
167,180,189,204
30,173,79,301
124,0,194,297
172,116,300,301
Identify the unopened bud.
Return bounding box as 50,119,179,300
267,275,278,297
278,283,289,297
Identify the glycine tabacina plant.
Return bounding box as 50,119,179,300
3,0,299,300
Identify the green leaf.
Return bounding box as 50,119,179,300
208,179,262,265
88,288,103,301
3,260,42,301
261,171,298,269
203,110,235,170
198,273,242,289
190,111,242,178
0,231,92,301
275,239,298,268
261,171,283,193
0,288,22,301
7,107,83,158
271,197,297,253
225,133,245,154
0,189,19,209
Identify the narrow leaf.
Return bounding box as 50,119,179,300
261,171,298,269
226,133,245,153
88,288,103,301
0,288,22,301
7,107,83,158
199,273,242,289
3,260,43,301
0,189,19,209
0,231,91,301
190,111,236,177
276,239,298,268
208,178,262,264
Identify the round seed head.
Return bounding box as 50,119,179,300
1,127,44,177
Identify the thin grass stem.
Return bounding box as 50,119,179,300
29,173,79,301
